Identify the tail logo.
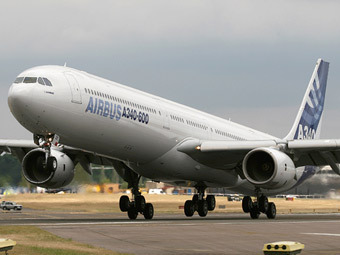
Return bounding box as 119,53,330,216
294,60,328,140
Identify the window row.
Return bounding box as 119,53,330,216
186,119,208,130
215,129,245,140
170,114,185,123
84,88,157,114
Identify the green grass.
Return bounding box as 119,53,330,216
0,226,131,255
18,246,97,255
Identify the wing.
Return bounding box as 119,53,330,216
177,139,278,170
0,139,117,175
287,139,340,173
177,138,340,173
0,139,38,161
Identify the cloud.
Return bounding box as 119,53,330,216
1,0,340,58
0,0,339,138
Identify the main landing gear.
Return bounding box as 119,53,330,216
184,186,216,217
242,194,276,219
119,177,154,220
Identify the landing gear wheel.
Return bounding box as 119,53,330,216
184,200,195,217
127,206,138,220
250,202,260,219
119,195,130,212
192,194,199,204
266,202,276,219
135,195,146,212
143,203,154,220
242,196,252,213
197,200,208,217
250,209,260,219
259,195,269,213
206,195,216,211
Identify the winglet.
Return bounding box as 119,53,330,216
284,59,329,140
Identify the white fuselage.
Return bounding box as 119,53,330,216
7,65,302,195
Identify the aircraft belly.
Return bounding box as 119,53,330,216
129,145,242,188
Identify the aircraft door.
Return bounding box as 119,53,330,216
154,99,170,130
65,72,82,104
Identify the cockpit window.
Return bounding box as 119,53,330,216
38,77,45,85
23,77,37,83
14,77,24,83
43,78,52,86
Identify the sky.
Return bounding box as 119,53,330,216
1,0,340,139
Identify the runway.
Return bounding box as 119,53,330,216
2,209,340,254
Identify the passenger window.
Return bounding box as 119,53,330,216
23,77,37,83
14,77,24,83
43,78,53,86
38,77,45,85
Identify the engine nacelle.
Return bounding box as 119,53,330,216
22,148,75,188
242,147,296,189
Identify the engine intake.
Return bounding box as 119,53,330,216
242,147,296,189
22,148,75,188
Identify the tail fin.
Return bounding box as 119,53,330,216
284,59,329,140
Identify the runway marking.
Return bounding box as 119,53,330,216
6,219,340,227
302,232,340,237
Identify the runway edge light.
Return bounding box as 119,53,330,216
0,238,16,254
263,241,304,255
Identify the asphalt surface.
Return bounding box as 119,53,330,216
2,209,340,254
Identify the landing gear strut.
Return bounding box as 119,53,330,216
184,185,216,217
119,176,154,220
242,191,276,219
34,133,59,167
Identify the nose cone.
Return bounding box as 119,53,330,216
8,83,33,123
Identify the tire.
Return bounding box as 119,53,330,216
242,196,252,213
197,200,208,217
47,157,57,171
266,202,276,219
14,207,17,211
119,195,130,212
250,209,260,219
3,207,7,211
259,196,269,213
250,202,260,219
206,195,216,211
184,200,195,217
127,206,138,220
192,194,199,204
143,203,154,220
135,195,146,212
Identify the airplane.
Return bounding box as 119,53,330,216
1,58,340,220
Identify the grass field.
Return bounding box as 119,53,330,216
0,226,130,255
3,193,340,214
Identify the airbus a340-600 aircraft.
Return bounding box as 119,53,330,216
1,58,340,220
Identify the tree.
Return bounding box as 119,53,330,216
0,154,21,187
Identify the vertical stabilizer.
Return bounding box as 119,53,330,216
284,59,329,140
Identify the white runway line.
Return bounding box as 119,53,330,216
6,219,340,227
302,232,340,237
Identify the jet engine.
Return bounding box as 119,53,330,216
22,148,75,188
242,147,296,189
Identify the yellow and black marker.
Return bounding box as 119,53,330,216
0,239,16,254
263,241,304,255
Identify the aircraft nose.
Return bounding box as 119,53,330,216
8,83,33,118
